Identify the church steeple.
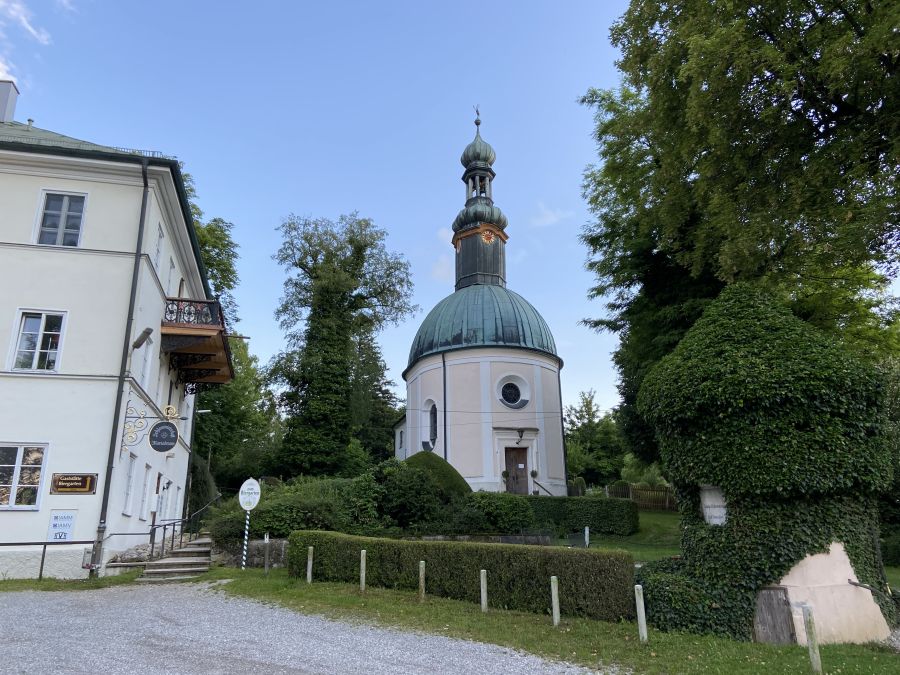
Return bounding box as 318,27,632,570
451,113,509,291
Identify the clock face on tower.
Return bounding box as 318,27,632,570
481,230,495,244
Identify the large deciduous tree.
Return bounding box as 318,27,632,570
582,0,900,462
271,213,415,477
564,390,627,486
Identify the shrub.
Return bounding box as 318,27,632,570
526,496,638,536
405,451,472,500
288,530,635,621
373,459,444,529
465,492,535,533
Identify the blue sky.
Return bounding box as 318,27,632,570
2,0,630,412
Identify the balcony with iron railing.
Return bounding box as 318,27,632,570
160,298,233,390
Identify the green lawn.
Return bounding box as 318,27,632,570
0,569,141,592
201,567,899,674
590,510,682,561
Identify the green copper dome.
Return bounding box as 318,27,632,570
407,284,558,369
460,128,496,167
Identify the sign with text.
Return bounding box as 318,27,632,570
238,478,261,511
47,510,77,541
50,473,97,495
148,421,179,452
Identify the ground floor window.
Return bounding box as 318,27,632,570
0,444,47,508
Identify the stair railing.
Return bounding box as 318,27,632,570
148,493,221,559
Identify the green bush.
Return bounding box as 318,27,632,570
405,451,472,499
373,459,443,528
465,492,536,533
525,495,638,536
288,530,635,621
205,474,381,551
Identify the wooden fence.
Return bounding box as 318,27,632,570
604,483,677,511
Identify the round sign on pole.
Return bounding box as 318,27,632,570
238,478,261,511
148,421,179,452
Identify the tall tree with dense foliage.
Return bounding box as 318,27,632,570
582,0,900,461
564,390,626,486
271,213,415,477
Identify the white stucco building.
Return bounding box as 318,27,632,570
396,118,567,496
0,80,232,578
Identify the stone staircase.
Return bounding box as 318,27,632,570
136,535,212,583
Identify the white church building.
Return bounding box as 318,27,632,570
396,118,567,496
0,80,232,578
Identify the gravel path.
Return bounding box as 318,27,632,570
0,583,611,674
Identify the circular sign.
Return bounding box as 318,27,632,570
148,421,179,452
238,478,261,511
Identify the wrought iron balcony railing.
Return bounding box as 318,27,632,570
162,298,224,329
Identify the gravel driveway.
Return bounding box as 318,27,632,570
0,583,610,674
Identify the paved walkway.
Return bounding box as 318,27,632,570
0,583,609,674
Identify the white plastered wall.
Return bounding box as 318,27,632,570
404,348,566,495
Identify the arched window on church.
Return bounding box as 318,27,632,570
429,404,438,447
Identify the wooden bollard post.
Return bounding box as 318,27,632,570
550,576,560,627
418,560,426,602
306,546,313,584
360,549,367,593
584,526,590,548
635,584,648,643
480,569,488,612
264,532,270,576
802,604,823,674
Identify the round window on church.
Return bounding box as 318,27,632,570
497,374,529,409
501,383,521,406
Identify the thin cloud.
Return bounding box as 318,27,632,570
530,201,573,228
436,227,453,244
56,0,75,11
430,254,453,283
0,1,51,45
0,56,15,81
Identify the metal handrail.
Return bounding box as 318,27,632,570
148,493,221,559
0,540,96,580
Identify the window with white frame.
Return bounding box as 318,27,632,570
138,464,151,520
37,193,85,246
123,453,137,516
0,444,47,508
12,312,64,371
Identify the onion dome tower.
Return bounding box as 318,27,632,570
399,114,567,496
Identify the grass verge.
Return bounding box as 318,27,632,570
200,567,898,674
0,569,141,592
589,510,681,562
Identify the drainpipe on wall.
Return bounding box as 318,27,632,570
442,352,448,461
91,159,150,575
557,368,568,496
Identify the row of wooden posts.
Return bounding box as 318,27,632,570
297,544,823,673
301,545,651,639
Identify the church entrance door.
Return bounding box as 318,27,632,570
504,447,528,495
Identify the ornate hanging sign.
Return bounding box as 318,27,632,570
122,400,181,453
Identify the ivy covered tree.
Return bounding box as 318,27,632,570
581,0,900,462
271,213,415,477
636,284,895,637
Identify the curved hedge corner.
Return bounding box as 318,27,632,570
404,451,472,499
636,284,896,639
526,495,639,536
288,530,635,621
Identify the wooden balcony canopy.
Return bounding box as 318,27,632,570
160,298,234,388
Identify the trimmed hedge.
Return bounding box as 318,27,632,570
405,451,472,499
288,530,635,621
527,495,639,536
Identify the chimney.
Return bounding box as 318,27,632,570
0,80,19,123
